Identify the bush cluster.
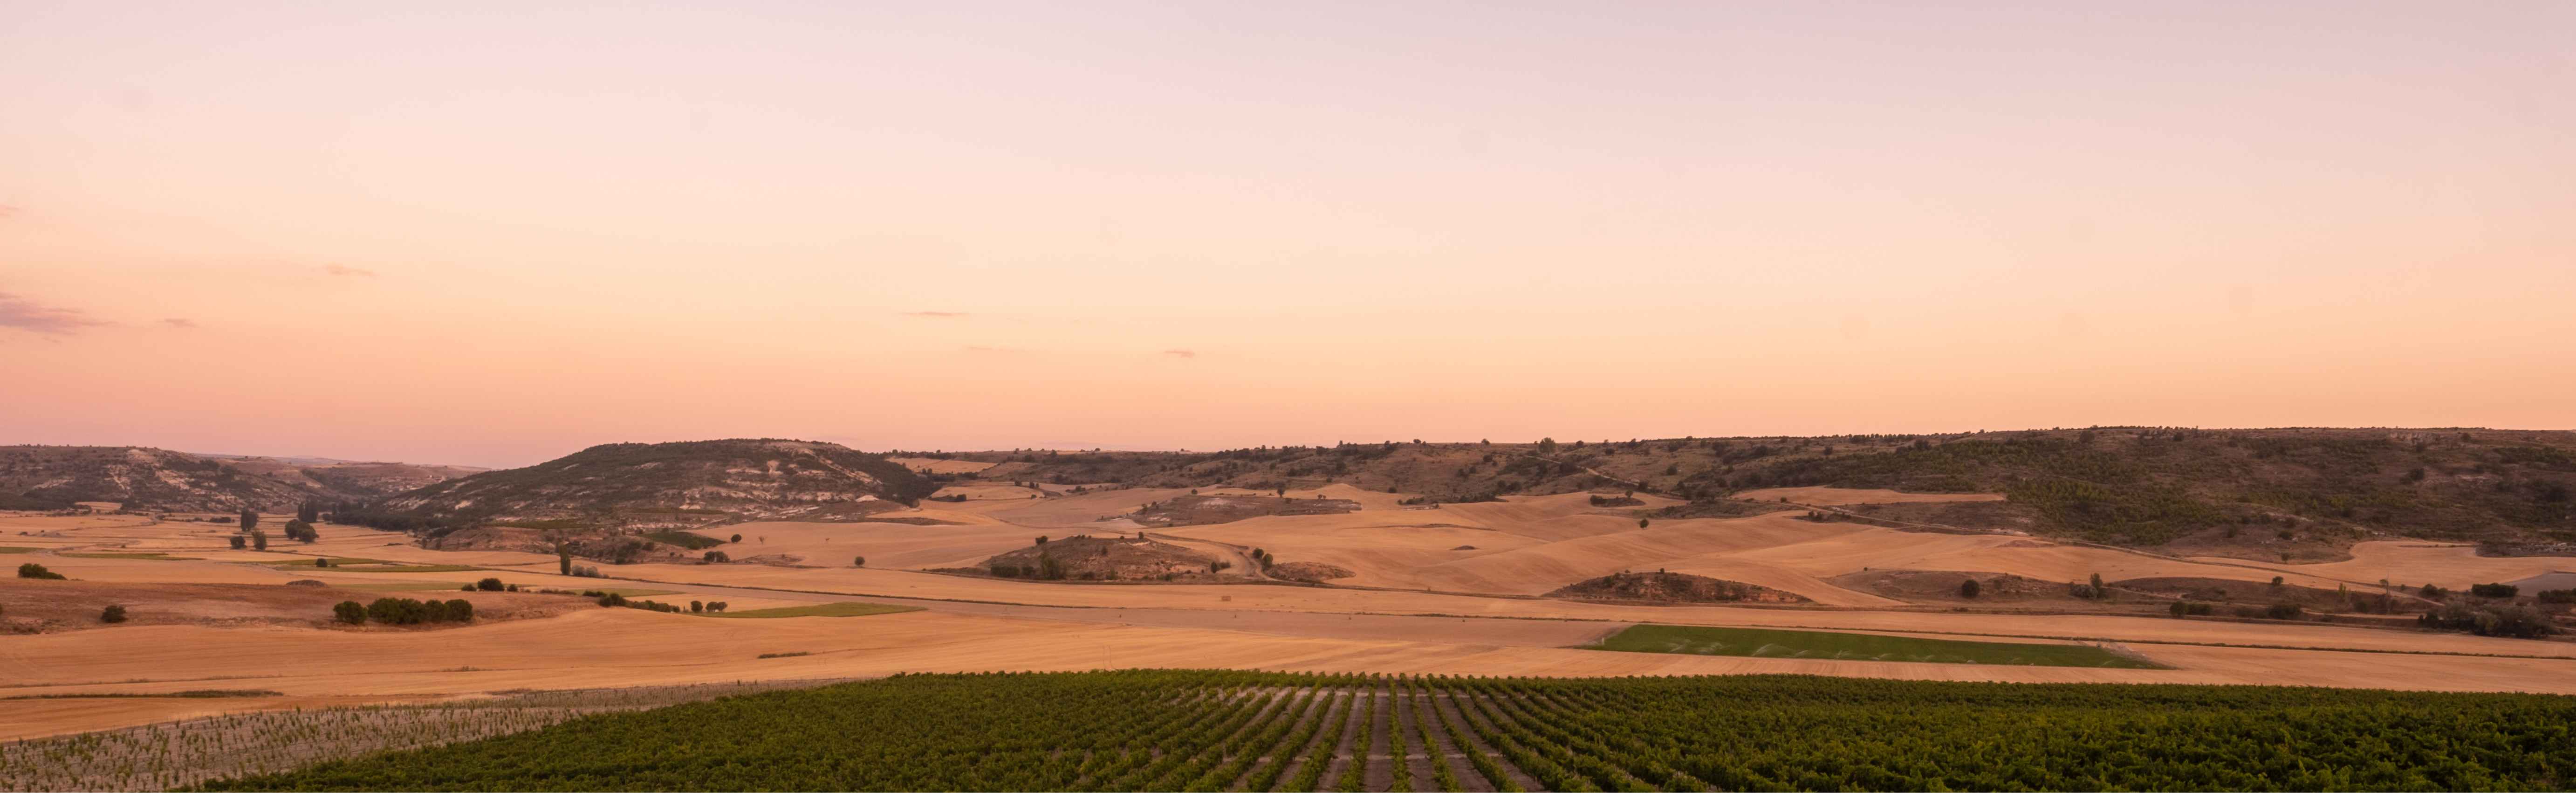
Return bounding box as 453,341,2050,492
336,598,475,626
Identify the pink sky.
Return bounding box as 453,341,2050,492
4,1,2571,468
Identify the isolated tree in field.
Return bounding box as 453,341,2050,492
1035,535,1048,545
730,534,742,543
251,530,268,551
229,535,246,550
334,600,368,625
703,550,729,563
100,604,127,623
1538,437,1558,455
1959,578,1981,598
315,558,330,567
238,510,258,531
476,577,504,592
1638,518,1651,529
853,556,865,567
18,563,65,579
557,545,573,576
2271,575,2285,586
690,600,703,613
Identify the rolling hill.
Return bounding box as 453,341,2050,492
363,439,937,531
0,446,478,512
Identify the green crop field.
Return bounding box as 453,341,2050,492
0,547,41,554
1586,624,2164,668
701,602,925,619
182,671,2576,792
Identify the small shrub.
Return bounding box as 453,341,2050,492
2470,583,2520,598
730,534,743,543
18,563,67,580
598,593,630,607
315,558,330,567
2263,603,2304,621
476,577,505,592
228,536,246,550
100,604,128,623
1959,579,1980,599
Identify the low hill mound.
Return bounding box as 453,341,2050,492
1547,571,1810,604
1130,494,1360,527
364,439,934,533
975,535,1226,582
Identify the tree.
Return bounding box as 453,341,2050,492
558,546,573,576
730,534,743,543
703,550,730,563
333,600,368,625
1537,437,1558,455
1638,518,1651,529
1959,578,1981,598
296,501,320,523
853,556,866,567
283,519,317,543
1037,551,1064,580
707,601,728,613
445,599,474,622
17,563,66,580
229,535,247,550
251,530,268,551
690,600,704,613
100,604,127,623
238,510,258,531
476,577,505,592
2270,575,2285,586
316,558,331,567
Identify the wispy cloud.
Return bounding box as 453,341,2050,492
904,311,968,318
1163,349,1196,359
323,263,376,277
162,317,199,329
0,292,110,336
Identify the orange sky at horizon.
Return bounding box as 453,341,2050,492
3,1,2571,468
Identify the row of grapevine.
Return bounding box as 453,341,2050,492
174,670,2576,792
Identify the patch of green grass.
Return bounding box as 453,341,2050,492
335,581,478,592
585,588,681,597
703,602,924,619
1587,624,2165,669
60,552,200,560
755,651,813,659
0,546,38,554
261,557,397,568
642,531,724,550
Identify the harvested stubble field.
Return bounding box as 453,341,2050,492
184,670,2576,792
0,681,845,793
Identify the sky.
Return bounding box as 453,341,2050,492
3,1,2572,468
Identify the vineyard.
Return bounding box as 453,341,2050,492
184,670,2576,792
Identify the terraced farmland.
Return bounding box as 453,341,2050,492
186,671,2576,792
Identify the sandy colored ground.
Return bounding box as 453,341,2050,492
8,606,2573,741
11,493,2576,742
2268,541,2576,590
1733,487,2009,505
887,456,999,475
